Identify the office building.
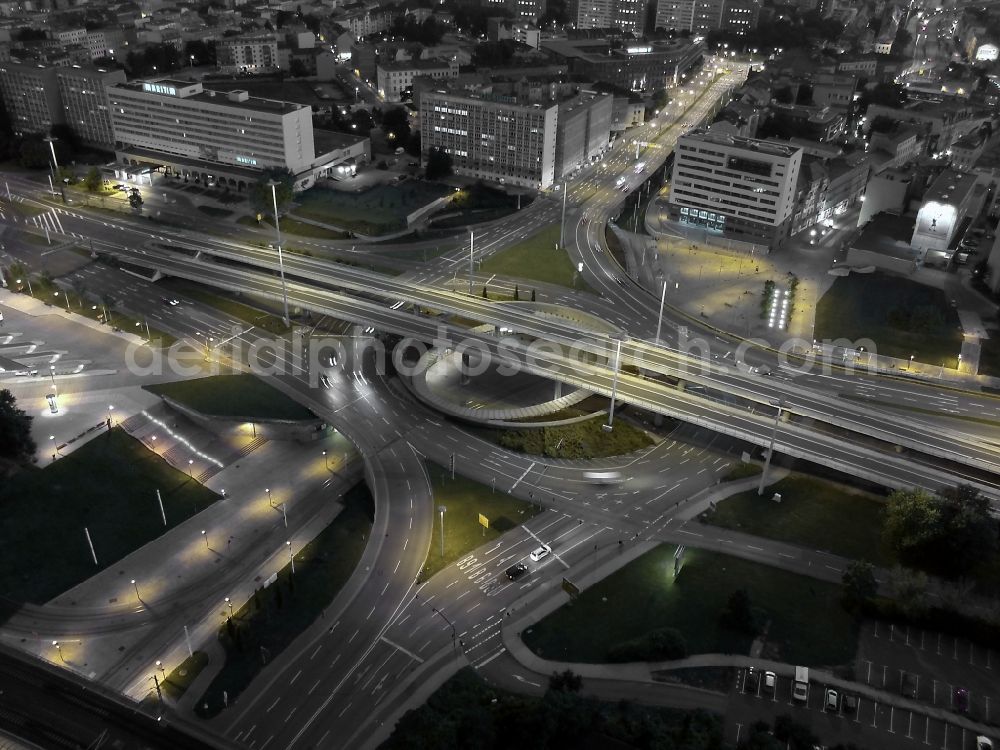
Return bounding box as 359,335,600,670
109,79,366,190
654,0,760,35
667,129,803,245
555,89,613,178
542,37,704,92
420,87,559,189
56,65,127,148
0,61,63,135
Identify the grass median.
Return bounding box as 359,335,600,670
145,374,314,421
522,545,859,668
475,414,654,460
194,481,374,718
703,474,889,565
419,462,543,582
479,224,595,291
0,428,220,605
238,214,350,240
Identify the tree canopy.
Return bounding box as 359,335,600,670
426,148,453,181
0,390,36,467
249,167,295,217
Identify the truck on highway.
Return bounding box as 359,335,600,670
793,666,809,703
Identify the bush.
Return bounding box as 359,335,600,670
607,627,688,662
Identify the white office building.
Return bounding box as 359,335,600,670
420,88,558,189
109,79,366,190
217,34,278,74
667,129,803,245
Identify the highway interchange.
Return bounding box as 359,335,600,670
1,52,999,750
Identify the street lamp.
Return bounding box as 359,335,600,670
267,180,291,327
54,290,70,312
16,277,33,297
201,529,208,549
438,505,447,557
53,640,64,662
757,398,784,495
188,458,194,477
225,597,233,617
322,450,328,470
155,660,166,678
286,540,295,573
266,487,272,507
108,405,115,424
132,578,141,600
603,335,625,432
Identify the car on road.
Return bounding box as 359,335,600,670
505,563,528,581
763,671,776,694
529,545,552,562
954,687,969,713
825,688,839,711
161,297,180,306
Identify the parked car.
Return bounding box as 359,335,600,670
763,671,777,694
505,563,528,581
825,688,839,711
843,694,858,714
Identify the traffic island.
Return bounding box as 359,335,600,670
418,461,543,582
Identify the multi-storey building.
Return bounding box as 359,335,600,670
654,0,759,35
56,65,127,148
377,58,459,102
55,28,87,46
570,0,644,35
554,89,613,178
337,4,395,40
108,79,364,190
85,27,131,60
0,61,63,135
667,129,803,245
217,34,278,74
420,87,559,189
541,37,704,92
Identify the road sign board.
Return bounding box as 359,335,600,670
479,513,489,529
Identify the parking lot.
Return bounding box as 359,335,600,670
727,668,996,750
857,620,999,724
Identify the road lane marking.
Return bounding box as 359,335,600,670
380,635,425,663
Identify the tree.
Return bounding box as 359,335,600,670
548,669,582,693
883,488,940,565
720,589,760,634
841,560,877,611
83,166,103,193
0,389,36,465
425,147,453,180
249,167,294,217
382,106,411,145
937,484,998,576
289,58,308,78
888,565,929,617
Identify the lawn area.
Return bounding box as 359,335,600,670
291,181,450,236
428,182,530,229
196,205,233,219
238,214,350,240
703,474,890,565
381,666,724,750
814,272,963,366
479,224,591,289
523,546,859,668
421,461,543,582
156,278,289,335
195,481,374,718
141,651,208,708
978,334,1000,378
480,415,654,460
0,428,219,604
145,374,315,421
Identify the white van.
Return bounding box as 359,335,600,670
793,666,809,703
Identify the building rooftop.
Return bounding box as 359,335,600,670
923,168,980,206
378,57,456,71
314,128,368,157
113,79,306,116
852,212,920,262
680,128,802,158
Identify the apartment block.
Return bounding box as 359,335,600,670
420,88,558,189
554,89,613,178
654,0,759,34
667,129,803,245
570,0,644,35
217,34,278,74
56,65,127,148
0,61,63,135
377,58,459,102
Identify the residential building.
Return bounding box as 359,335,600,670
667,129,803,245
858,166,913,225
950,130,988,173
337,4,395,39
85,27,132,60
55,27,87,47
217,34,278,74
910,168,983,258
108,79,365,190
377,58,459,102
56,65,127,148
554,89,613,177
865,100,992,155
569,0,644,35
0,61,63,135
611,96,645,130
654,0,759,35
420,87,559,189
868,124,919,172
811,73,856,108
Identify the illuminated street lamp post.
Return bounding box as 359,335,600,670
603,335,624,432
758,398,784,495
438,505,447,557
286,540,295,573
268,180,291,327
